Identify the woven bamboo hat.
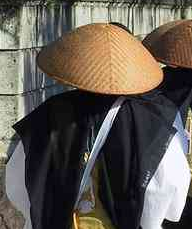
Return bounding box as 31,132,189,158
37,23,163,95
143,20,192,69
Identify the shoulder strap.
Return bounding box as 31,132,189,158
74,96,126,209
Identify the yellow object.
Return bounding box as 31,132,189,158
73,216,106,229
73,212,79,229
73,163,116,229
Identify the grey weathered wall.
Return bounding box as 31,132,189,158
1,0,192,228
2,1,192,160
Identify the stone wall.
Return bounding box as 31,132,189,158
1,0,192,228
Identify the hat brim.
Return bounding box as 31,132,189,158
37,23,163,95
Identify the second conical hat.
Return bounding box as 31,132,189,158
37,23,163,95
143,20,192,69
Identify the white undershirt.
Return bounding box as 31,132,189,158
140,112,191,229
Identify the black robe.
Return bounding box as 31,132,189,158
162,66,192,125
12,89,177,229
160,67,192,229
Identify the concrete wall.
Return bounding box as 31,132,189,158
0,3,72,161
1,1,192,160
0,1,192,228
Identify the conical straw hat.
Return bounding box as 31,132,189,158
37,23,163,95
143,20,192,69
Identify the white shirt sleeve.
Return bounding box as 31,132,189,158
5,141,32,229
140,112,191,229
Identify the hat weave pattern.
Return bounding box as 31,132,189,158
37,23,163,95
143,20,192,69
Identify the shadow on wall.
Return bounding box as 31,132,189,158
3,2,75,161
22,48,64,115
21,2,75,115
